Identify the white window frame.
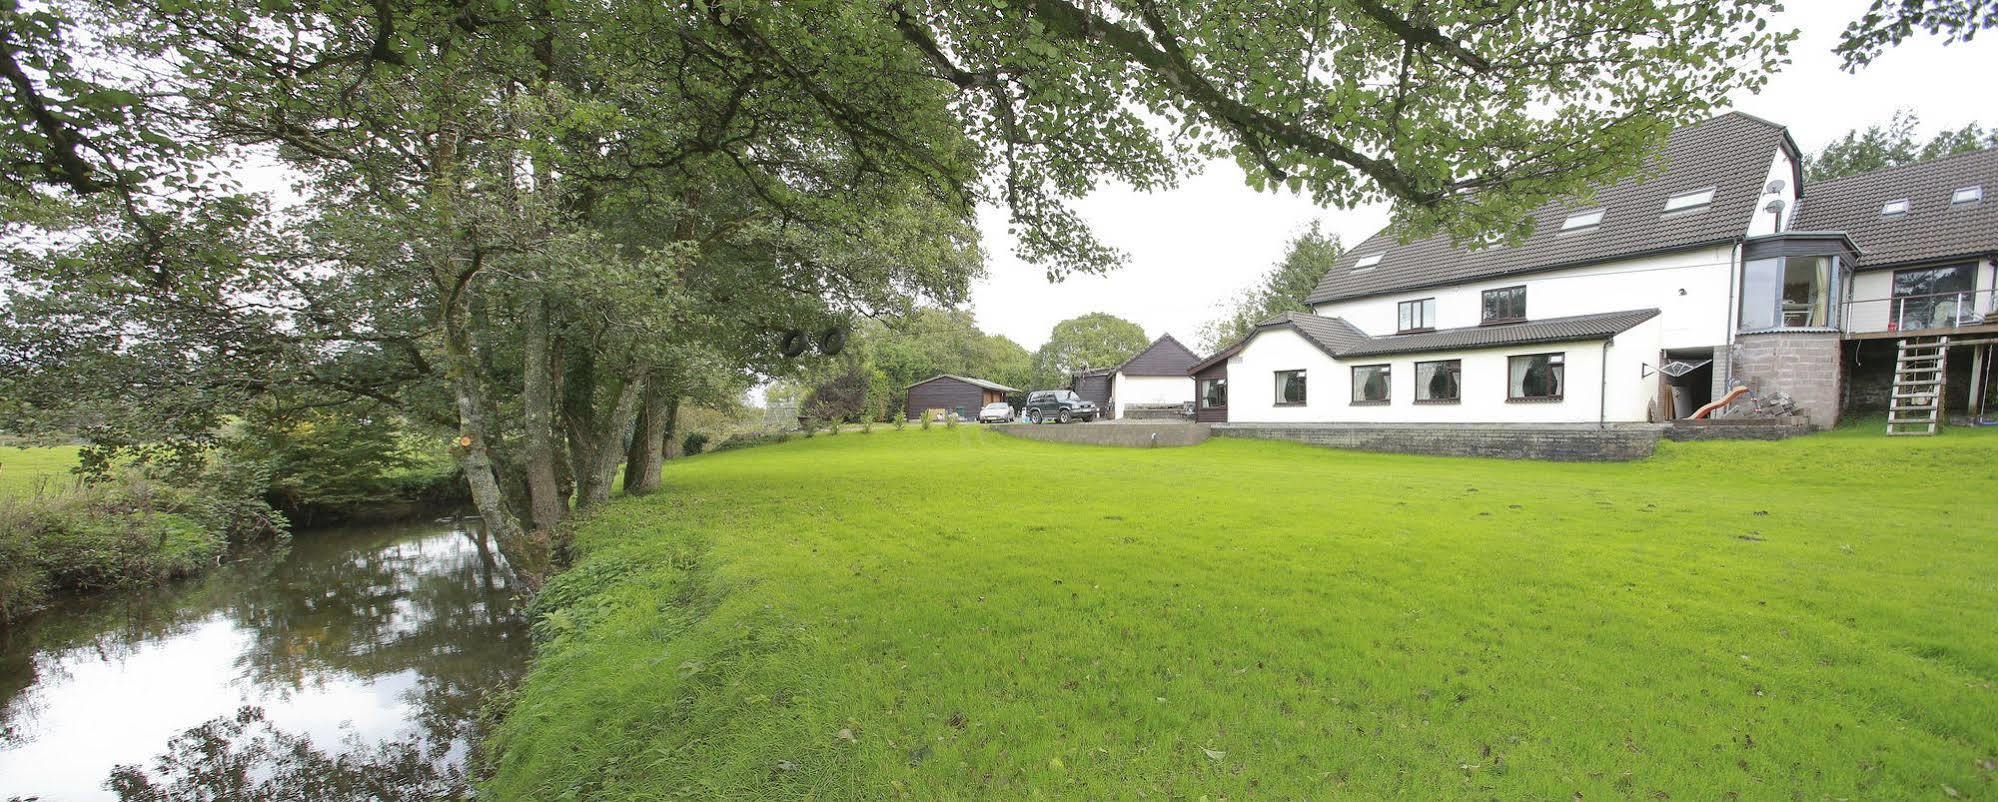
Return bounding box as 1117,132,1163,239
1663,187,1716,213
1560,209,1605,231
1881,198,1910,216
1351,253,1384,272
1952,185,1983,205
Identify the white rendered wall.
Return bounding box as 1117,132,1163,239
1312,245,1736,351
1112,374,1193,417
1227,324,1662,425
1746,148,1797,237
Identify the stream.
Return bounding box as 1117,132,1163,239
0,520,529,800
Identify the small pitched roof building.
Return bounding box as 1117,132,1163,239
1189,113,1998,431
904,374,1018,421
1068,334,1201,419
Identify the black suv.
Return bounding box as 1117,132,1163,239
1022,389,1100,424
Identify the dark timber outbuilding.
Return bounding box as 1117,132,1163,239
904,375,1019,421
1068,367,1116,417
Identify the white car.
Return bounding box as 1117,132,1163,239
977,402,1015,423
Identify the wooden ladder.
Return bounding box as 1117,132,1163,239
1887,335,1949,436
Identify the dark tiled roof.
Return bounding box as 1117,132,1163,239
905,374,1019,392
1185,312,1368,373
1791,147,1998,269
1336,309,1661,358
1306,113,1795,304
1118,334,1201,376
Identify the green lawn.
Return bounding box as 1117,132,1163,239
485,427,1998,800
0,445,82,498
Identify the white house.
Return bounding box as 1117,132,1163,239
1191,112,1998,433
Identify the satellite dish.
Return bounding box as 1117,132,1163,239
1764,199,1786,214
1764,179,1786,194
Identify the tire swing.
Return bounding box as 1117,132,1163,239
778,330,810,359
816,326,846,356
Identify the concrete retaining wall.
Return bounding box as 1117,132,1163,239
1212,422,1661,461
991,422,1210,447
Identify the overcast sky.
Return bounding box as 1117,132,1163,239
970,0,1998,351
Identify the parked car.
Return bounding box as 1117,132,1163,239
1022,389,1100,423
977,402,1015,423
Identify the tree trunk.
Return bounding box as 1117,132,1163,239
624,379,672,495
521,294,566,532
577,364,646,509
443,316,548,589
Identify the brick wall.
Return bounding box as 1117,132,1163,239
1211,422,1661,462
1726,331,1842,428
1663,418,1812,441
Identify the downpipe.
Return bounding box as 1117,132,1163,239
1599,338,1612,430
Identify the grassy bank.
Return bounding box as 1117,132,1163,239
484,428,1998,799
0,445,84,497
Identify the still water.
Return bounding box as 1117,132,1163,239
0,521,528,800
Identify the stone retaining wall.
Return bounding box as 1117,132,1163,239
1212,422,1662,461
1663,418,1813,441
990,421,1210,447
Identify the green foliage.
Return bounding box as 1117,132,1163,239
0,471,235,623
1806,109,1998,181
682,433,711,457
1836,0,1998,70
221,405,453,524
1030,312,1148,388
711,432,790,454
1198,221,1342,351
485,427,1998,799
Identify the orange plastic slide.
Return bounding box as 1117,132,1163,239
1691,386,1748,420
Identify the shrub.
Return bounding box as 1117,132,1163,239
945,413,959,429
892,417,905,431
860,419,874,434
682,432,710,456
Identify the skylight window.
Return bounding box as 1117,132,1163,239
1881,199,1910,216
1952,185,1983,205
1560,209,1605,231
1663,188,1715,212
1350,253,1384,272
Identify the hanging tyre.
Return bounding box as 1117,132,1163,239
817,326,846,356
779,330,809,359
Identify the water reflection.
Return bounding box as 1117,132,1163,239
0,521,527,801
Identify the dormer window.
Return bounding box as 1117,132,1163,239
1560,209,1604,232
1663,188,1716,213
1350,253,1384,272
1881,199,1910,216
1952,185,1983,205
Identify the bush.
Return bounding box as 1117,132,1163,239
682,432,710,456
892,417,905,431
0,471,247,624
712,432,790,453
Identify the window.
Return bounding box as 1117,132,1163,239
1351,364,1391,404
1397,298,1437,332
1414,360,1461,403
1952,185,1983,205
1274,370,1307,405
1508,353,1564,401
1560,209,1605,231
1739,256,1837,329
1892,263,1978,330
1881,199,1910,216
1664,188,1716,212
1351,253,1384,272
1481,286,1527,324
1200,378,1228,409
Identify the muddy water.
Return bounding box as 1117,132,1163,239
0,521,528,800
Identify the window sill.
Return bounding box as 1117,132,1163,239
1506,396,1564,404
1396,327,1435,335
1274,402,1307,407
1413,398,1461,405
1349,400,1391,406
1481,318,1527,326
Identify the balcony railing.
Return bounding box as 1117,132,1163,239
1842,288,1998,335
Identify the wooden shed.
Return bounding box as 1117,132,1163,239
1068,367,1116,418
904,375,1020,421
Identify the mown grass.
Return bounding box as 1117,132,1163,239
485,427,1998,800
0,445,83,498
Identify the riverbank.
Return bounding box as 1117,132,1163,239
481,427,1998,799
